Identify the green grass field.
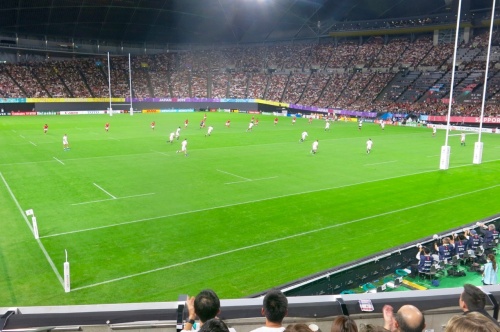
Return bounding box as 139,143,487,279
0,112,499,306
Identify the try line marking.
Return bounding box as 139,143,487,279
71,192,155,206
0,172,64,289
70,182,500,291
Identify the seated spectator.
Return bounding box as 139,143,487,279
331,315,358,332
200,318,231,332
383,304,425,332
183,289,235,331
459,284,499,326
358,324,388,332
482,254,498,286
444,312,500,332
284,324,313,332
251,289,288,332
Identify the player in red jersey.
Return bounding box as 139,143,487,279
225,119,231,128
292,116,296,125
43,124,48,134
184,119,189,128
255,118,259,126
274,117,278,126
105,123,110,132
151,121,155,130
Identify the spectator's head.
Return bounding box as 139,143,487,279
199,319,230,332
262,289,288,326
359,325,388,332
285,323,313,332
331,315,358,332
444,312,499,332
422,247,430,255
460,284,486,312
194,289,221,323
442,237,451,245
394,305,425,332
488,224,496,231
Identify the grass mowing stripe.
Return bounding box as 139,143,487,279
71,182,500,291
0,171,64,288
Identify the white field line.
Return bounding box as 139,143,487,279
53,157,65,165
29,141,37,146
217,169,251,181
364,160,397,166
44,169,500,240
70,192,155,207
225,176,279,185
19,135,25,139
93,183,116,199
0,172,64,288
70,183,500,291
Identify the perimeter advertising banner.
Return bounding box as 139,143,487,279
425,115,500,124
27,98,125,103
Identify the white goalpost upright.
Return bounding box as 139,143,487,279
440,0,463,170
64,249,70,293
473,0,496,165
107,52,134,117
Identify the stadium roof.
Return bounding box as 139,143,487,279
0,0,496,45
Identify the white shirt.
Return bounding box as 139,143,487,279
208,126,213,133
169,132,175,140
63,135,68,144
301,132,308,139
312,141,318,150
250,327,285,332
325,122,330,128
366,140,373,149
181,140,188,149
176,128,181,136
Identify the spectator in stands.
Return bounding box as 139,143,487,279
358,325,389,332
383,304,425,332
482,254,498,286
330,315,358,332
465,229,483,251
284,324,313,332
183,289,235,331
416,246,434,276
199,318,231,332
459,284,499,326
453,234,468,259
444,312,500,332
251,289,288,332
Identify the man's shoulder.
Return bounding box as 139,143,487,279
249,327,285,332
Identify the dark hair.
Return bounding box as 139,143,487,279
263,289,288,324
285,323,313,332
488,254,497,271
331,315,358,332
394,310,425,332
422,247,430,255
194,289,221,323
199,319,229,332
462,284,486,311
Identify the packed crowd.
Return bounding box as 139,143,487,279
1,29,500,116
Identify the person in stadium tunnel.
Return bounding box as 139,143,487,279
250,289,288,332
459,284,499,326
383,304,425,332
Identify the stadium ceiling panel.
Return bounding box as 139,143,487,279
0,0,497,45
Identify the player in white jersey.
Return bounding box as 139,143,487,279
168,132,175,143
300,131,308,142
366,138,373,154
177,139,188,156
175,126,181,140
460,132,466,146
311,139,319,154
62,134,69,150
325,121,330,131
206,126,214,137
